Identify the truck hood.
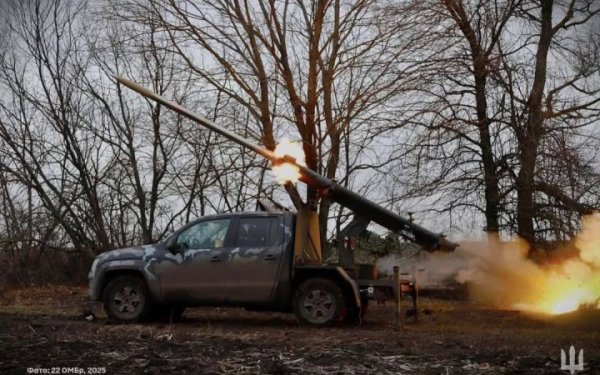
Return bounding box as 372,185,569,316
96,244,160,262
89,244,158,282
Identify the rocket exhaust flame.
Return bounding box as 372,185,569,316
272,138,305,184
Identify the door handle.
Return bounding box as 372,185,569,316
264,254,278,261
209,255,223,262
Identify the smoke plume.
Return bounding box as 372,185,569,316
376,213,600,314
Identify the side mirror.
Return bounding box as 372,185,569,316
165,236,179,254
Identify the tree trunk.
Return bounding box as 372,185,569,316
475,71,500,233
516,0,553,248
443,0,502,234
516,142,537,244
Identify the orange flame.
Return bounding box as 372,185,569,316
459,214,600,315
271,138,305,184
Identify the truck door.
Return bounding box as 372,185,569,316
223,215,284,303
157,217,235,303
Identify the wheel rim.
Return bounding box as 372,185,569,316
300,288,337,324
111,284,143,318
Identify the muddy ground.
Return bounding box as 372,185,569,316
0,286,598,374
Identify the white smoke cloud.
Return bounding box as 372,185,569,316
376,213,600,314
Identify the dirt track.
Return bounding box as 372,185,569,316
0,286,598,374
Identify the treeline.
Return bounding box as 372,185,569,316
0,0,599,284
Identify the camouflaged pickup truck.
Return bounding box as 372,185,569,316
89,211,364,326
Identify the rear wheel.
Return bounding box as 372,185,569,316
102,275,150,322
293,278,346,326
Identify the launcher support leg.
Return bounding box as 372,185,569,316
413,282,418,322
393,266,403,329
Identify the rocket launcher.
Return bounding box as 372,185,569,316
115,76,457,252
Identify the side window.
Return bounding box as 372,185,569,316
237,217,277,247
177,219,231,250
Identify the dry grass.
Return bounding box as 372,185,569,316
0,285,89,316
0,285,598,374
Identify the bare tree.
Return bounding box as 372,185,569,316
79,16,194,244
379,0,518,235
113,0,430,249
494,0,600,245
438,0,523,233
385,0,600,246
0,0,111,256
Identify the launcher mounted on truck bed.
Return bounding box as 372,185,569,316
87,77,458,326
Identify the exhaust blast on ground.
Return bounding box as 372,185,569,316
377,213,600,315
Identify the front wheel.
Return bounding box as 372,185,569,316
293,278,346,326
102,275,150,322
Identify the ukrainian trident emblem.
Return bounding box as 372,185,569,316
560,346,584,374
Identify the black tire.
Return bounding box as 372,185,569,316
293,278,346,326
102,275,150,322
